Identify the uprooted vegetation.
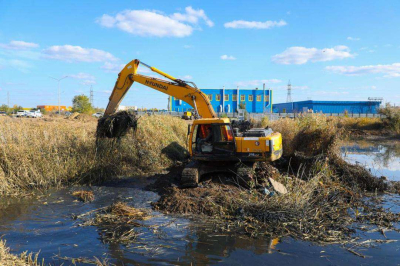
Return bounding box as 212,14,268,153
154,115,400,244
0,114,188,196
78,202,151,244
72,190,95,202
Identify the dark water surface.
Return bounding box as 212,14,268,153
0,139,399,265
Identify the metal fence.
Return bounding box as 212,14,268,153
136,111,385,120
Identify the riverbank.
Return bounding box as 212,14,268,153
0,115,187,196
0,138,398,264
0,114,399,264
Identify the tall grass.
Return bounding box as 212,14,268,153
269,114,339,156
0,115,187,196
379,106,400,134
0,239,43,266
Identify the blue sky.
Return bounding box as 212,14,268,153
0,0,399,109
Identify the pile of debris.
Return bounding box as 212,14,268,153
152,124,400,245
79,202,150,244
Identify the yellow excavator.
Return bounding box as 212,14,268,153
104,59,283,187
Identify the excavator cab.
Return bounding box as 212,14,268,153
191,123,235,157
189,118,236,161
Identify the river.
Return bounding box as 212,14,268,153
0,138,399,265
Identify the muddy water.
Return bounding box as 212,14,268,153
0,139,399,265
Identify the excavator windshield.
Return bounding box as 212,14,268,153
192,124,235,155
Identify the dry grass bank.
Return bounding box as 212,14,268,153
0,239,112,265
0,240,43,266
0,115,187,196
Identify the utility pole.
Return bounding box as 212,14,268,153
89,85,94,105
7,91,10,108
286,80,292,103
263,83,265,113
49,76,68,115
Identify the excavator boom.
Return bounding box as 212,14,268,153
104,59,216,118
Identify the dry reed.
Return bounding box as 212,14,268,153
0,115,188,196
0,239,44,266
72,190,95,202
79,202,151,244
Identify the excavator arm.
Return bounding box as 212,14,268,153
104,59,216,118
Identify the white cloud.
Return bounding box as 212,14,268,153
0,58,32,72
347,37,360,41
69,72,96,85
69,72,95,80
183,45,192,49
313,90,349,96
97,7,213,37
360,47,375,53
171,6,214,27
236,79,282,87
272,45,355,65
179,75,192,80
271,84,309,90
224,19,286,29
101,62,150,74
101,62,126,73
0,40,39,50
292,85,309,90
326,63,400,78
43,45,117,63
221,55,236,60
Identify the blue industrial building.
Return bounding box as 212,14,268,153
272,100,381,114
170,88,272,113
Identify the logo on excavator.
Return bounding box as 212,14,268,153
145,80,168,91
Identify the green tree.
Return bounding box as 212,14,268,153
0,104,9,113
93,107,105,113
12,104,23,114
72,95,93,114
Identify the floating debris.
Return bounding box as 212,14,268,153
72,191,95,202
79,202,151,244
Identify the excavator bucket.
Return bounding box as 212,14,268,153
96,111,138,139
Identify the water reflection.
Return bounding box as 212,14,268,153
342,140,400,181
